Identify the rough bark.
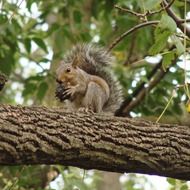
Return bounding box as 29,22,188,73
0,105,190,181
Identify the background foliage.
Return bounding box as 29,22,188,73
0,0,190,189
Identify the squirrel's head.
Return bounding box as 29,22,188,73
56,56,80,86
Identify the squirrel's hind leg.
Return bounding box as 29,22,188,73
82,82,104,113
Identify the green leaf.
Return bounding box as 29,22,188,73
167,178,176,186
162,51,175,71
22,82,36,97
0,14,8,24
144,0,161,10
37,81,48,101
171,35,185,55
23,18,37,31
149,30,171,55
32,37,48,53
0,50,15,75
12,19,22,33
0,58,13,75
47,23,60,36
73,10,82,23
26,75,45,81
159,14,177,32
180,184,188,190
39,58,50,63
24,38,31,53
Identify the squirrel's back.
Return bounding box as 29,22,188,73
62,43,123,113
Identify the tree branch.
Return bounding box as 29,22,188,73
179,18,190,23
116,60,163,116
116,48,176,116
0,105,190,181
115,0,175,19
108,21,159,52
124,32,137,65
162,0,190,38
114,5,147,18
119,64,170,116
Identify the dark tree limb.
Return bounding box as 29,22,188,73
116,47,176,116
116,60,163,116
0,105,190,181
162,0,190,38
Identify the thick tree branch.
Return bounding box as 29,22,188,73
0,105,190,181
116,47,176,116
116,60,163,116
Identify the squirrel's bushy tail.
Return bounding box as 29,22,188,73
63,43,123,113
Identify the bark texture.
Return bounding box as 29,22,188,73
0,105,190,180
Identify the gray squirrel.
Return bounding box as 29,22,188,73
55,44,122,114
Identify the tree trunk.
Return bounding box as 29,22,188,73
0,105,190,181
98,172,121,190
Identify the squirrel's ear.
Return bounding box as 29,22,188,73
72,55,81,68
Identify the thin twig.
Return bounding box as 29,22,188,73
175,34,190,41
156,89,175,123
147,0,175,16
179,18,190,23
115,0,175,19
124,32,137,65
108,21,159,52
115,5,146,18
9,0,25,22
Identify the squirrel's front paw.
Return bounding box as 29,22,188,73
63,86,76,98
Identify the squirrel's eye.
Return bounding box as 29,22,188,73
66,68,71,72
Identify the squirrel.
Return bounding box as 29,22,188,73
55,43,122,114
